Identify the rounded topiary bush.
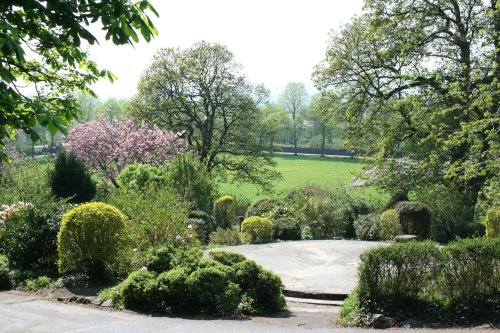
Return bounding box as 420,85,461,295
272,217,301,241
382,189,408,212
50,151,96,203
354,213,381,241
246,198,286,218
57,202,128,278
380,209,402,240
485,207,499,238
241,216,273,244
213,195,236,229
394,201,431,239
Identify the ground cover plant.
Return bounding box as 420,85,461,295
340,238,500,326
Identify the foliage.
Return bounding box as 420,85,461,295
167,152,219,211
313,0,500,205
382,190,408,212
246,199,286,218
209,228,241,246
116,163,168,192
65,118,187,187
485,207,500,238
25,276,52,291
143,246,203,274
394,201,431,239
0,255,11,290
380,209,402,240
57,202,128,279
475,178,500,225
241,216,273,244
120,269,158,309
354,213,380,241
0,0,158,161
50,151,96,203
156,267,191,313
272,218,302,241
131,41,281,190
3,200,70,276
209,251,246,266
213,196,236,229
106,184,193,250
349,238,500,324
185,210,216,244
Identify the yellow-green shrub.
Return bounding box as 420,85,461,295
213,195,236,229
57,202,128,278
485,207,499,238
380,209,402,240
241,216,273,244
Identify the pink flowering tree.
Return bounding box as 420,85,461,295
65,118,187,187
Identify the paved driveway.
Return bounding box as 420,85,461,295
216,240,387,295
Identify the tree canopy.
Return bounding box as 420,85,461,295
0,0,158,161
130,41,280,190
313,0,499,201
280,82,309,155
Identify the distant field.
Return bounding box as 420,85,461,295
220,154,384,202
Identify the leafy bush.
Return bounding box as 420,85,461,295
143,246,202,274
167,152,218,211
246,198,286,218
345,238,500,324
107,184,193,250
186,210,216,244
25,276,52,291
213,195,236,229
354,213,380,241
0,255,11,290
485,207,499,238
382,189,408,212
156,267,191,313
474,178,500,225
116,163,168,191
209,228,241,246
272,217,301,241
209,251,246,266
3,200,70,276
57,202,128,279
380,209,401,240
120,269,158,309
395,201,431,239
241,216,273,244
50,151,96,203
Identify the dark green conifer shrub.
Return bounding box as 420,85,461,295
394,201,431,239
50,151,96,203
382,189,408,212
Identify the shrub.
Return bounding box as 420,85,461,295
156,267,191,314
57,202,128,279
382,189,408,212
246,198,286,218
120,269,158,310
233,259,285,313
485,207,499,238
354,213,380,241
0,255,11,290
116,163,168,191
3,200,70,275
380,209,402,240
241,216,273,244
272,217,301,241
167,152,218,211
50,151,96,203
188,266,241,315
474,177,500,225
186,210,216,244
106,185,193,250
395,201,431,239
143,246,202,274
209,228,241,246
213,195,236,229
209,251,246,266
25,276,52,291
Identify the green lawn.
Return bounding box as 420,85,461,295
220,154,383,202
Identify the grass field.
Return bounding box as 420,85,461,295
220,154,383,202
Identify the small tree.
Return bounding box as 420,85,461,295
485,207,499,239
50,151,96,203
213,196,236,229
65,118,187,187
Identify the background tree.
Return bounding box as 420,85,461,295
131,41,280,190
279,82,309,155
313,0,499,205
0,0,158,161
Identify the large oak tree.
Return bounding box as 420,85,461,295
130,41,280,190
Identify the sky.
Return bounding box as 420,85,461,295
88,0,364,100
